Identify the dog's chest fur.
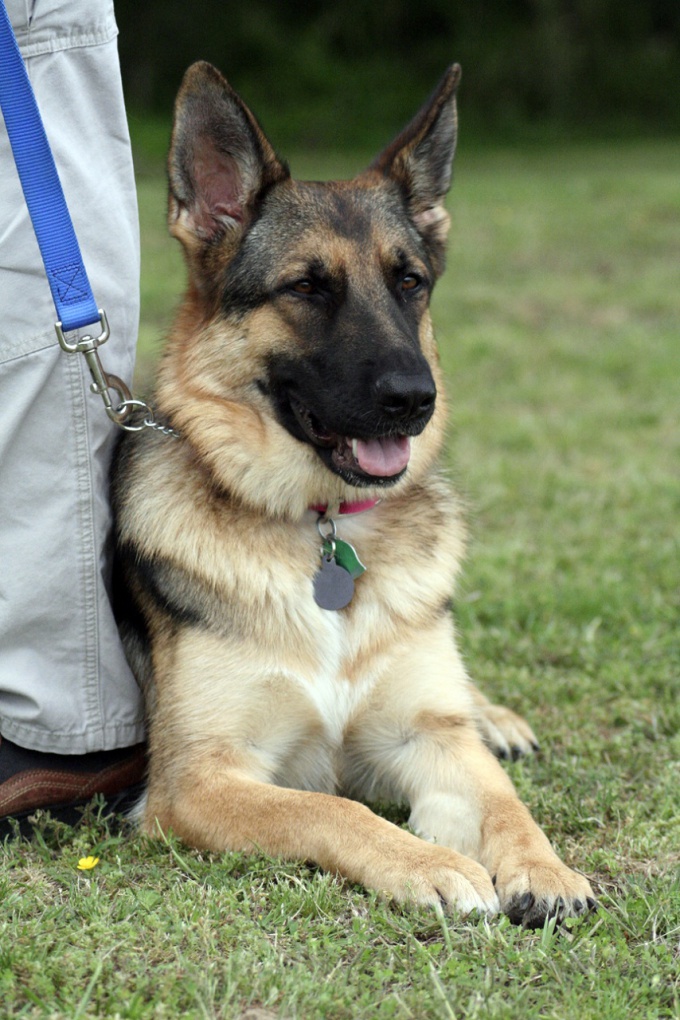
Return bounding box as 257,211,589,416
274,609,379,792
292,610,375,740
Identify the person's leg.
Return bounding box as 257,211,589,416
0,0,145,819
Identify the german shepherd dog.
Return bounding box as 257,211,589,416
112,61,595,926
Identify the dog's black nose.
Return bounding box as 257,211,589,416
373,371,436,422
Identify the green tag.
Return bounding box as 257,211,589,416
323,537,366,579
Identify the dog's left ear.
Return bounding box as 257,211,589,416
168,62,289,261
368,65,461,273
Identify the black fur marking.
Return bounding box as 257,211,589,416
220,241,271,316
111,546,150,648
134,554,205,628
315,188,373,244
115,543,210,633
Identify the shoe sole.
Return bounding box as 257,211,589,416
0,782,145,839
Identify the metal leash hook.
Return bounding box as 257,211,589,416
55,307,125,421
55,308,179,435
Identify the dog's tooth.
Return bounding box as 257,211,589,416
351,438,359,459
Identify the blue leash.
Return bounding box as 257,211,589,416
0,0,174,433
0,0,100,333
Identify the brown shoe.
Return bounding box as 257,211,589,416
0,735,146,836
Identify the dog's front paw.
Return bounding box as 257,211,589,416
495,859,596,928
475,702,539,760
374,842,500,917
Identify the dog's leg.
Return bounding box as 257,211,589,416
142,629,498,915
143,750,499,915
468,685,540,760
344,624,595,927
408,729,594,927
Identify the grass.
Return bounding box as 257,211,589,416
2,137,679,1019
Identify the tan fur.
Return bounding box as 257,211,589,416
114,62,594,926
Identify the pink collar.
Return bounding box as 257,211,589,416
309,498,380,517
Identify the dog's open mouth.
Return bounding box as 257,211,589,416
291,399,411,483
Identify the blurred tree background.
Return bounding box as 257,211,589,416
116,0,680,149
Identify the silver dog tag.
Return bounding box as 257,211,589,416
313,556,355,611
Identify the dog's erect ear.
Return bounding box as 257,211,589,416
368,65,461,272
168,61,289,254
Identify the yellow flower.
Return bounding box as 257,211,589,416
77,855,100,871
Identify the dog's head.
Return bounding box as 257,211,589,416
158,61,460,517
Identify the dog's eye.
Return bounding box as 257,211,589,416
291,280,315,295
400,274,421,292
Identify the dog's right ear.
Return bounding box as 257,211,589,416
367,65,461,276
168,62,289,257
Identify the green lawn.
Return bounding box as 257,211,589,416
2,138,678,1019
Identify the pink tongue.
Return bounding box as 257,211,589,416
353,436,411,477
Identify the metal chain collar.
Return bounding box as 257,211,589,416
55,308,179,437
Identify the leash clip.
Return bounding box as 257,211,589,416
55,308,132,425
55,308,178,435
55,307,110,355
